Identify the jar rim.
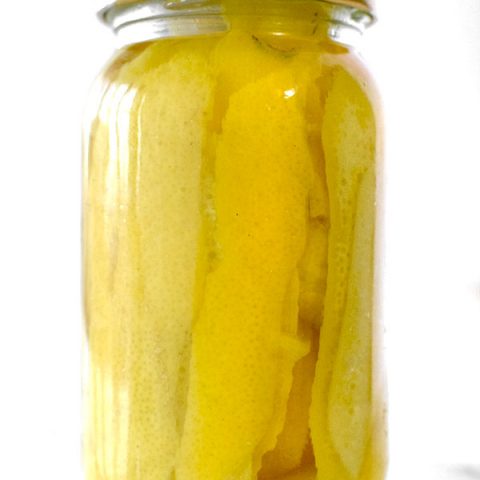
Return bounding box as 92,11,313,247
97,0,375,48
96,0,375,21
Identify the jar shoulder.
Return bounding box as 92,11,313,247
93,33,379,114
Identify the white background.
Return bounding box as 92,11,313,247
0,1,479,479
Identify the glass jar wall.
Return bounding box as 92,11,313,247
83,1,387,479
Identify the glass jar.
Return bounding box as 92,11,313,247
82,1,387,479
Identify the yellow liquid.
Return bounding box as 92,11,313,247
83,22,386,480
